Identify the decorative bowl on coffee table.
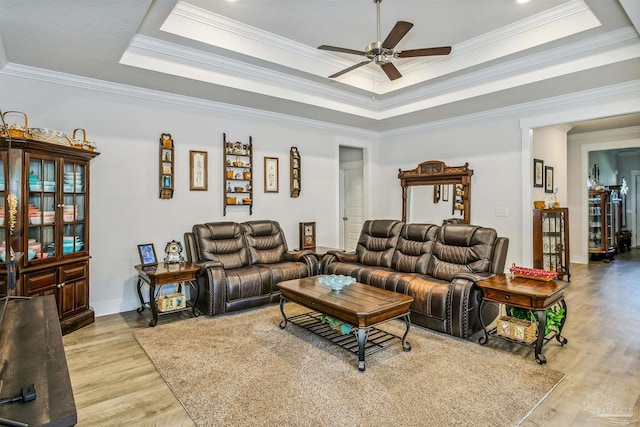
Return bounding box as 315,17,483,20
318,274,356,292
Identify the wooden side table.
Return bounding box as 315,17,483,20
476,274,568,364
134,262,200,327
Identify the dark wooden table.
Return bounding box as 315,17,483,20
277,277,413,371
476,274,569,364
0,295,77,426
134,262,200,327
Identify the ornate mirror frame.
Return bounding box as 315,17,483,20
398,160,473,224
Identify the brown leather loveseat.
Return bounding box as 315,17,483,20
320,220,509,338
184,220,318,316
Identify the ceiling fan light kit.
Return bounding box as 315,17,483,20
319,0,452,81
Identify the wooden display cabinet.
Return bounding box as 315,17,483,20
532,208,570,281
1,136,99,334
588,189,618,260
223,133,253,215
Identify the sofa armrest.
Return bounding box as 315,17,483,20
284,251,319,276
196,260,224,270
329,251,358,263
452,272,495,284
284,250,313,262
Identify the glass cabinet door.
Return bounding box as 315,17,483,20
61,161,86,255
588,192,602,249
27,155,57,262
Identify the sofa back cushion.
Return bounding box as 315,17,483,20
193,222,249,269
243,220,287,265
392,223,438,274
356,220,403,267
428,224,498,281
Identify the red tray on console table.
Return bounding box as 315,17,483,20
509,264,558,281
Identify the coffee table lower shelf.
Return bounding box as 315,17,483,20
281,311,410,370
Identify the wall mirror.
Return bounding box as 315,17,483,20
398,160,473,224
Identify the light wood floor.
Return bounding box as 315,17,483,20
63,251,640,426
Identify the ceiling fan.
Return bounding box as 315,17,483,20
318,0,451,81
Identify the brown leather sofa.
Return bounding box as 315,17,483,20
184,220,318,316
320,220,509,338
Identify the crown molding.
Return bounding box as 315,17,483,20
379,27,640,110
0,63,378,139
569,125,640,142
161,0,601,95
382,80,640,138
2,63,637,142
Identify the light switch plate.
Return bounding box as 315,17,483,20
495,208,509,217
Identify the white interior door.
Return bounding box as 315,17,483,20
342,166,364,251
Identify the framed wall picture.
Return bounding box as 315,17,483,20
299,222,316,251
264,157,279,193
190,150,208,191
137,243,157,267
534,159,544,188
545,166,554,193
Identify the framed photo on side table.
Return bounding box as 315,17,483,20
190,150,208,191
545,166,554,193
299,222,316,251
534,159,544,188
137,243,157,267
264,157,279,193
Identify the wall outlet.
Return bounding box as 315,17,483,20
495,208,509,217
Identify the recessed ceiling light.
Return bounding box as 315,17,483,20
517,0,531,3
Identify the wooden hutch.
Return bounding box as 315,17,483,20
1,135,99,334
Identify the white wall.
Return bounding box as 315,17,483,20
373,117,523,268
531,126,570,206
1,73,373,315
2,71,639,316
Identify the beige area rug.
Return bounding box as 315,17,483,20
134,304,565,427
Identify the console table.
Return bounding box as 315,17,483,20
135,262,200,327
476,274,568,364
0,295,77,426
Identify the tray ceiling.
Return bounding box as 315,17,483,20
0,0,639,131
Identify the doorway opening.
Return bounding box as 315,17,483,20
339,146,364,251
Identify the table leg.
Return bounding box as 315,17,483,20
478,300,489,346
535,309,547,365
135,278,145,313
191,280,200,317
401,315,412,351
278,298,288,329
357,328,368,371
555,299,568,345
148,284,158,327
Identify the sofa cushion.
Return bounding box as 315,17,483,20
257,262,311,292
243,220,287,265
406,276,450,321
428,224,498,281
225,266,272,301
392,223,438,274
356,219,403,267
193,222,249,269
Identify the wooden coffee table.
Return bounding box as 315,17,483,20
277,277,413,371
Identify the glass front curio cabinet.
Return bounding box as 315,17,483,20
1,135,99,334
532,208,570,281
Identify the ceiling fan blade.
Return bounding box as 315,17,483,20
318,45,367,56
396,46,452,58
380,62,402,81
328,61,371,79
382,21,414,50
